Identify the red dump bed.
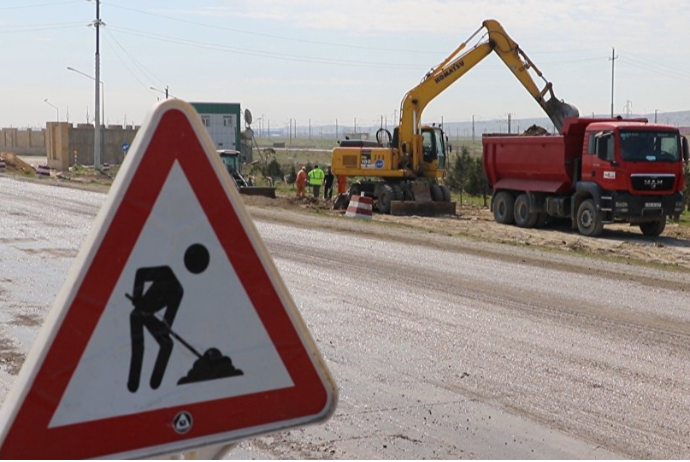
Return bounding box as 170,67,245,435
482,118,593,194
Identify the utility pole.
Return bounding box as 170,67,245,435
625,100,633,118
309,119,311,140
655,109,658,123
93,0,102,168
507,113,513,134
472,115,475,142
609,47,618,118
335,119,338,140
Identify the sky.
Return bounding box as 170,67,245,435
2,0,690,132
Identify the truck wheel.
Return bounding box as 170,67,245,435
440,185,451,202
378,184,395,214
391,183,404,201
430,184,443,202
514,194,538,228
536,212,549,228
493,191,515,224
576,199,604,236
639,216,666,237
348,183,362,197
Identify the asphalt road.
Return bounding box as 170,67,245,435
1,175,689,459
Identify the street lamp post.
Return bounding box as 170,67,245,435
43,98,59,122
150,86,171,99
67,67,104,125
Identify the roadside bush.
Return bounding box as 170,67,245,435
445,146,490,205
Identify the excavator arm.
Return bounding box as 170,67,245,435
399,19,578,171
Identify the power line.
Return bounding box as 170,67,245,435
106,25,426,70
102,2,438,55
0,23,85,33
0,0,82,10
618,56,690,82
0,21,84,28
619,58,690,82
101,31,153,93
103,28,167,89
619,49,690,80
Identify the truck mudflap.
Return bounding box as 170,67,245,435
237,186,277,198
390,200,456,216
610,191,683,220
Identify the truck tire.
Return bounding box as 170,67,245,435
535,212,549,228
430,184,443,202
576,199,604,236
514,193,538,228
378,184,395,214
639,216,666,237
440,185,451,202
493,191,515,224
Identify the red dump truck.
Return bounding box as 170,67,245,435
482,117,689,237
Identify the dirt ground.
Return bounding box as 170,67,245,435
3,151,690,272
241,194,690,272
0,153,35,176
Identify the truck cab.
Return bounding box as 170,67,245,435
582,121,688,233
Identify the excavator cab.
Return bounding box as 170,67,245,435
391,125,447,172
422,127,447,170
218,150,248,186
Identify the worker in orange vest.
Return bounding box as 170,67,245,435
296,166,307,198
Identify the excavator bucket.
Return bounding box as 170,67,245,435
390,200,456,216
544,98,580,134
237,186,277,198
389,181,456,216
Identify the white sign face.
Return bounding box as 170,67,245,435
0,99,336,460
50,162,293,428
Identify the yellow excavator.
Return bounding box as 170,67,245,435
331,19,579,215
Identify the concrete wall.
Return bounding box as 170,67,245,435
45,123,139,169
0,128,45,155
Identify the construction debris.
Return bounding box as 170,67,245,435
522,124,549,136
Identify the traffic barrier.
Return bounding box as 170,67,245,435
345,194,373,220
35,165,50,178
0,158,5,172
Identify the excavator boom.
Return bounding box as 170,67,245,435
331,19,578,216
399,19,578,171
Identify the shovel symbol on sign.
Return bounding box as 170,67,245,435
126,243,243,393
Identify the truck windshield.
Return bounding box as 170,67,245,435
619,130,680,162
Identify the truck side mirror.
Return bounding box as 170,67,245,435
683,136,689,163
595,132,614,163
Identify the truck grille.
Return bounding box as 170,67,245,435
342,155,358,168
630,174,675,191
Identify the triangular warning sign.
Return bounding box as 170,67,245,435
0,100,337,459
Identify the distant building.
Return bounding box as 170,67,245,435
191,102,252,163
